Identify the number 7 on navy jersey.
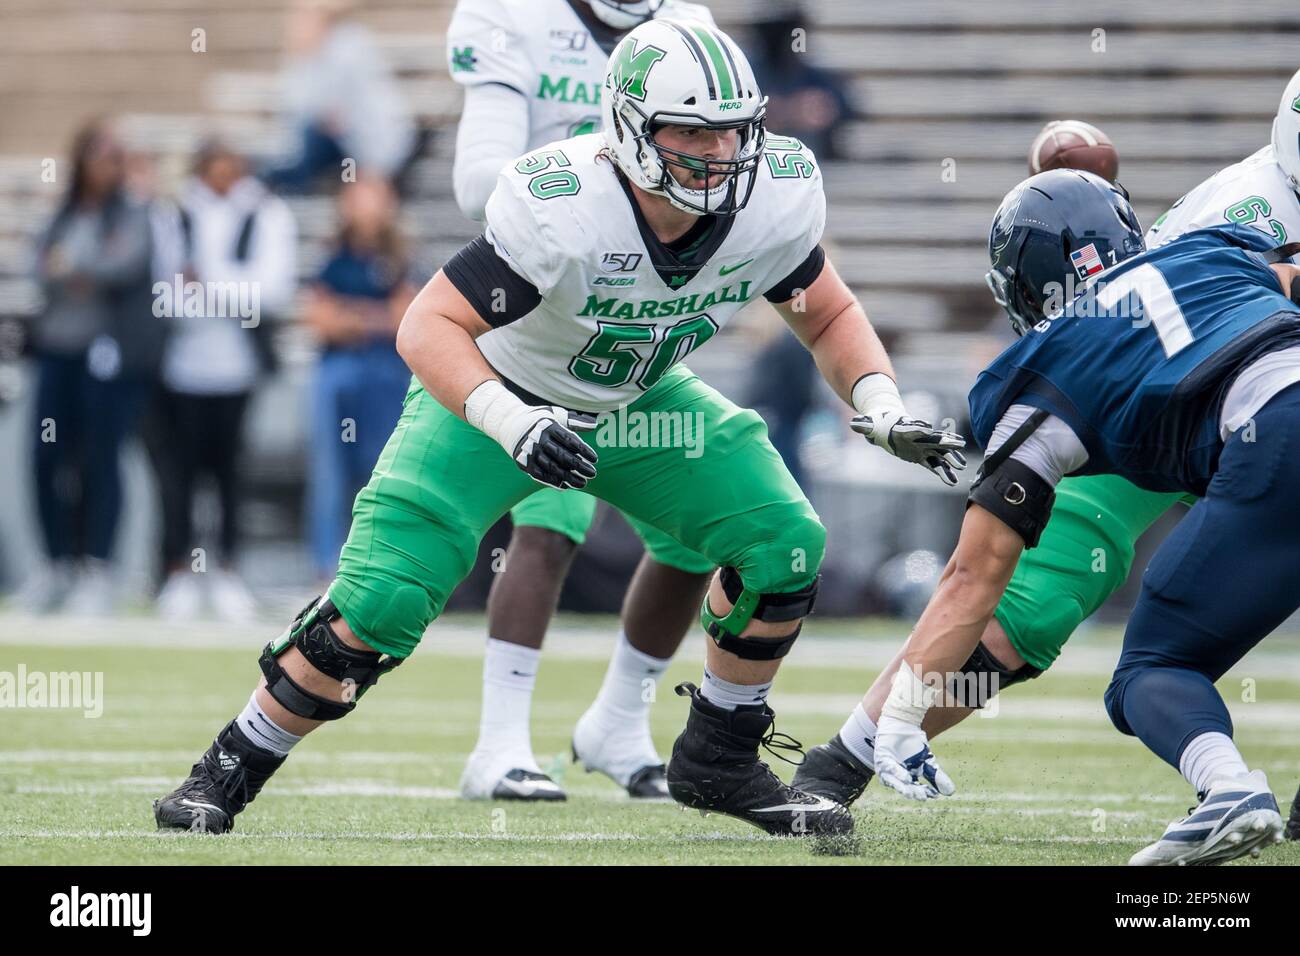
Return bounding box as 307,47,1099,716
1094,263,1195,358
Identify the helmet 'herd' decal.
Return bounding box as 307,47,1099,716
610,39,667,102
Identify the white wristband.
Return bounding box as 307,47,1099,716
851,372,905,419
464,379,528,448
880,661,944,727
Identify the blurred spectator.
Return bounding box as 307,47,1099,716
748,320,818,490
21,118,159,614
263,0,417,194
152,141,297,622
302,175,414,580
748,7,855,160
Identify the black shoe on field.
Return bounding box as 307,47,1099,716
665,683,853,838
792,734,875,807
1286,784,1300,841
153,721,286,833
626,764,670,800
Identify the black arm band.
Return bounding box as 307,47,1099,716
763,244,826,303
967,458,1056,548
443,235,542,327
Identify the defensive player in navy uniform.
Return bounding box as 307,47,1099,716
796,83,1300,841
865,169,1300,865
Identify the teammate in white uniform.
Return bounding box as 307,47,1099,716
450,0,713,218
447,0,733,804
1148,66,1300,256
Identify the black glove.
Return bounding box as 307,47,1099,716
510,407,599,490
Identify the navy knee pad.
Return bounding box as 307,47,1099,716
1105,665,1233,768
1103,673,1133,737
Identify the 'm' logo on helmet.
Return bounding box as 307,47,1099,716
610,39,667,102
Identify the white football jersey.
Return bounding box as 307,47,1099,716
1146,145,1300,260
446,0,714,149
476,133,826,411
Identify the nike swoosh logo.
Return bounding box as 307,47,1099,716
719,259,753,276
496,778,561,797
178,799,222,812
752,797,838,813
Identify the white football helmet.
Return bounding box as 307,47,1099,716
601,19,767,216
1271,66,1300,191
587,0,662,30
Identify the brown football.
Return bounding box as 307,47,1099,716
1028,119,1119,183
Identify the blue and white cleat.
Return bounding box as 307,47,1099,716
1130,770,1284,866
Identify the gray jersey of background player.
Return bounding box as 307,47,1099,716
447,0,712,220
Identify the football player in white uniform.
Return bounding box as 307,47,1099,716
1148,66,1300,256
450,0,714,218
154,19,964,838
448,0,734,804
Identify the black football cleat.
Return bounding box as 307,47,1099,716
1286,783,1300,841
625,763,670,800
154,721,286,833
791,733,875,807
666,683,853,838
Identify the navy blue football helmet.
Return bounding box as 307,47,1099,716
986,169,1145,335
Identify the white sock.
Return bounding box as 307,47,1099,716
1179,731,1250,795
236,692,302,758
589,631,671,724
700,668,771,711
475,638,541,767
838,703,877,770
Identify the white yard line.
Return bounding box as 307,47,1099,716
5,610,1300,680
0,827,1136,847
0,749,467,764
8,778,1173,821
773,694,1300,728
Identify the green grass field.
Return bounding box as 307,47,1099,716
3,611,1299,866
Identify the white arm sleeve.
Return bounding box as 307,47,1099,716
985,404,1089,487
453,83,531,222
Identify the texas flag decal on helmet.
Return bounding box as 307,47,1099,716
1069,243,1106,279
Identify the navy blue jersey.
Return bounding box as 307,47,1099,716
969,226,1300,495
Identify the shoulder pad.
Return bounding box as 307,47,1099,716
446,0,533,93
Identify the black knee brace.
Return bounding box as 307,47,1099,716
258,597,403,721
700,567,819,660
949,640,1042,708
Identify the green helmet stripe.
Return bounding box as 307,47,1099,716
714,29,746,98
690,25,735,101
668,21,716,101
